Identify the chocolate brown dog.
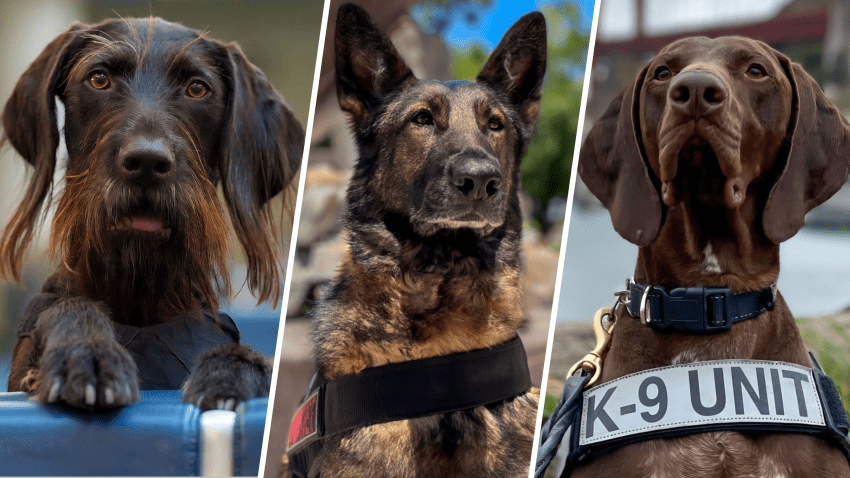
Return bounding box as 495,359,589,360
577,37,850,477
1,18,303,410
285,4,546,477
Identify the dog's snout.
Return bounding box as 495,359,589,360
669,70,727,116
119,137,174,185
452,157,502,200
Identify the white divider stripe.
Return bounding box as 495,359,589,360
201,410,237,477
579,360,825,446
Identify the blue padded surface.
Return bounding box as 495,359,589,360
234,397,269,476
0,390,201,476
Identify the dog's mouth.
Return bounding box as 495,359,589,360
111,214,171,236
658,129,746,209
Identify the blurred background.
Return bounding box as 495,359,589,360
0,1,324,391
547,0,850,436
267,0,594,475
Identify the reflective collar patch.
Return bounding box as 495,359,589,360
580,360,824,446
288,390,320,452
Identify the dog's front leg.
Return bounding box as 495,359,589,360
181,343,271,411
22,297,141,408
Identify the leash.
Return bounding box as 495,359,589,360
536,281,850,478
287,336,533,478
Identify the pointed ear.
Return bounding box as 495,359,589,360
476,11,547,138
578,65,662,247
218,42,305,306
334,3,414,128
762,53,850,243
1,23,86,282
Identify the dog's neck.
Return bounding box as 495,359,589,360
313,207,526,379
60,245,209,326
634,196,780,292
602,196,811,380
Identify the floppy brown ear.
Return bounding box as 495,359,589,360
762,55,850,243
334,3,414,129
476,11,547,141
578,65,661,246
218,42,304,306
0,24,85,282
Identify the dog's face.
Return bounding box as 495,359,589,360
639,37,792,210
334,5,546,236
1,18,304,313
580,36,850,246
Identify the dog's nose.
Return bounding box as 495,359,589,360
452,157,502,200
669,70,727,117
119,138,174,185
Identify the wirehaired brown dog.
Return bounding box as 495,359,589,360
577,37,850,477
1,17,303,410
291,4,547,477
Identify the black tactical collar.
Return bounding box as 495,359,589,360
625,281,777,333
286,336,533,478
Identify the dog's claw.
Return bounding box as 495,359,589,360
104,387,115,405
85,383,96,406
216,399,224,409
48,380,61,403
224,398,236,410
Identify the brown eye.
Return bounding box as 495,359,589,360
746,65,765,79
89,72,109,89
655,67,672,81
187,81,208,98
411,110,433,125
488,117,503,131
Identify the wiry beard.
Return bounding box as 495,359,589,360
49,127,231,325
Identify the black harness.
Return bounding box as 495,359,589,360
287,336,533,478
536,282,850,478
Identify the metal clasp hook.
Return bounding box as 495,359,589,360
567,307,615,388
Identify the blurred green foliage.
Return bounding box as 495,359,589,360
801,318,850,409
450,2,588,233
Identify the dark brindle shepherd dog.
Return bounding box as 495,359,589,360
294,4,546,477
1,18,302,410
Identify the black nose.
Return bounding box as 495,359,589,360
669,70,727,117
452,157,502,200
118,137,174,185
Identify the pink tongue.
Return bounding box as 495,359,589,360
129,217,163,232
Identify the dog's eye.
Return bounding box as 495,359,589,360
746,65,766,79
89,72,110,90
411,110,433,126
488,117,504,131
187,81,208,98
654,67,672,81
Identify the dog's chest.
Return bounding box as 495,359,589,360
317,390,538,478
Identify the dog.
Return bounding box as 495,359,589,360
576,36,850,477
0,17,303,410
284,4,546,477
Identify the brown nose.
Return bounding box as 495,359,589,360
669,70,727,117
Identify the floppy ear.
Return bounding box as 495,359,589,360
578,65,662,247
334,3,414,129
218,42,304,306
476,11,547,140
762,54,850,243
0,24,85,282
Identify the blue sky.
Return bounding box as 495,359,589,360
412,0,596,50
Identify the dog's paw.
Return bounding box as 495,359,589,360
182,343,272,411
37,338,140,408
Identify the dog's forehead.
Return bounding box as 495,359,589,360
78,18,216,67
392,80,501,111
655,36,781,69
